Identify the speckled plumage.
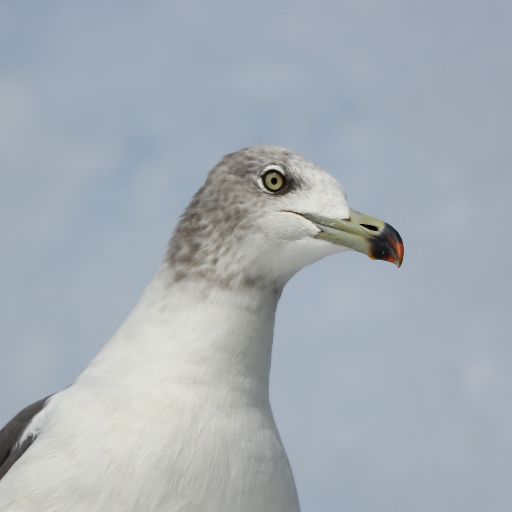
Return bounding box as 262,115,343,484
167,146,342,289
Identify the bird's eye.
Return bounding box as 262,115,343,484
263,170,286,192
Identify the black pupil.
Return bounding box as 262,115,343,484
271,177,278,185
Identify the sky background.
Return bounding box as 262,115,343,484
1,1,511,510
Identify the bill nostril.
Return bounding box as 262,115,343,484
360,224,378,232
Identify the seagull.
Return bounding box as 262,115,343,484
0,146,403,511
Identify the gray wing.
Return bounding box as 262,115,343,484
0,396,52,481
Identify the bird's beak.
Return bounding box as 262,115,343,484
299,209,404,267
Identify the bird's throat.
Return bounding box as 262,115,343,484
84,265,281,408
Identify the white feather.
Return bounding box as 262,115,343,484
0,146,353,511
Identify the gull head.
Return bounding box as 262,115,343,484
167,146,403,290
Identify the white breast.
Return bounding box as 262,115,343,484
0,271,301,512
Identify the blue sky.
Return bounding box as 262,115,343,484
1,1,511,510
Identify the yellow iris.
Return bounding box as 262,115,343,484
263,171,285,192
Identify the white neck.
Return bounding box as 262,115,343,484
80,264,282,408
26,266,301,512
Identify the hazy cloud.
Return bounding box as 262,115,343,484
1,1,511,510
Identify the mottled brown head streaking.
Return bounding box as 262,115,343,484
166,145,402,291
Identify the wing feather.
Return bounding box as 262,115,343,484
0,396,52,481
